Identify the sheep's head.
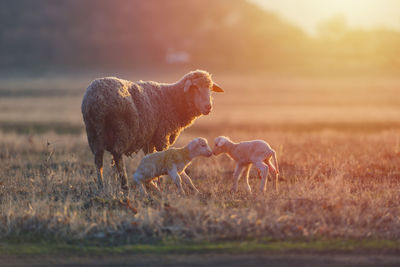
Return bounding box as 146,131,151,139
187,137,212,158
183,70,224,115
212,136,229,155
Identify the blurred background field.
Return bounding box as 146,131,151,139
1,72,400,135
1,0,400,246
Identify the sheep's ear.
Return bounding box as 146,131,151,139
184,80,192,93
212,83,224,93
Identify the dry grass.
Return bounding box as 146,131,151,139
1,73,400,244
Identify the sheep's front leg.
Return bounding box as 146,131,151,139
168,165,185,195
242,164,251,193
255,161,269,193
181,171,199,193
232,163,245,192
94,149,104,190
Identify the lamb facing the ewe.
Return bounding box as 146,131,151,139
212,136,279,193
81,70,223,191
133,137,212,196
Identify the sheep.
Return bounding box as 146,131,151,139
212,136,279,194
81,70,223,191
133,137,212,196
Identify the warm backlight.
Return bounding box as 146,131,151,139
252,0,400,34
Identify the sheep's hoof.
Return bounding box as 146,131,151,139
121,185,129,190
97,182,104,191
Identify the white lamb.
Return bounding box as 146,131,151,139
212,136,279,193
133,137,212,196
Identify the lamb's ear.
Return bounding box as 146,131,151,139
187,139,198,150
219,138,226,146
212,83,224,93
184,80,192,93
215,137,225,147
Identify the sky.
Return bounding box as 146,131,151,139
251,0,400,34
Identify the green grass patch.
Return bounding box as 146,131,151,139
0,239,398,255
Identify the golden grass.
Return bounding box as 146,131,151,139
1,129,400,243
0,73,400,244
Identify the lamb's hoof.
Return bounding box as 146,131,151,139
229,189,238,196
192,188,200,194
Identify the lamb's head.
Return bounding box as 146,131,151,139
183,70,224,115
187,137,213,158
212,136,230,155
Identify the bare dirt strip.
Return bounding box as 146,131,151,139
1,252,400,267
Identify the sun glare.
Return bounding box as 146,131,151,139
252,0,400,34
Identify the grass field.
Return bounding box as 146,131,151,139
1,72,400,249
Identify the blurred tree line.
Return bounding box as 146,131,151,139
0,0,399,73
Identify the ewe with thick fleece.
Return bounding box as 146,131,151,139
133,137,212,195
81,70,223,191
213,136,279,193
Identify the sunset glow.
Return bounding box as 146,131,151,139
252,0,400,34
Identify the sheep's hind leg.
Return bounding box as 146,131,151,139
113,154,129,192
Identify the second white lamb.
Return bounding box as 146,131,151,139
212,136,279,193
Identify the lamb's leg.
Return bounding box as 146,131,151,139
266,160,279,193
242,164,251,193
181,172,199,193
147,179,161,192
133,173,148,196
168,166,185,195
255,161,268,193
232,164,245,192
112,154,128,191
94,149,104,190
